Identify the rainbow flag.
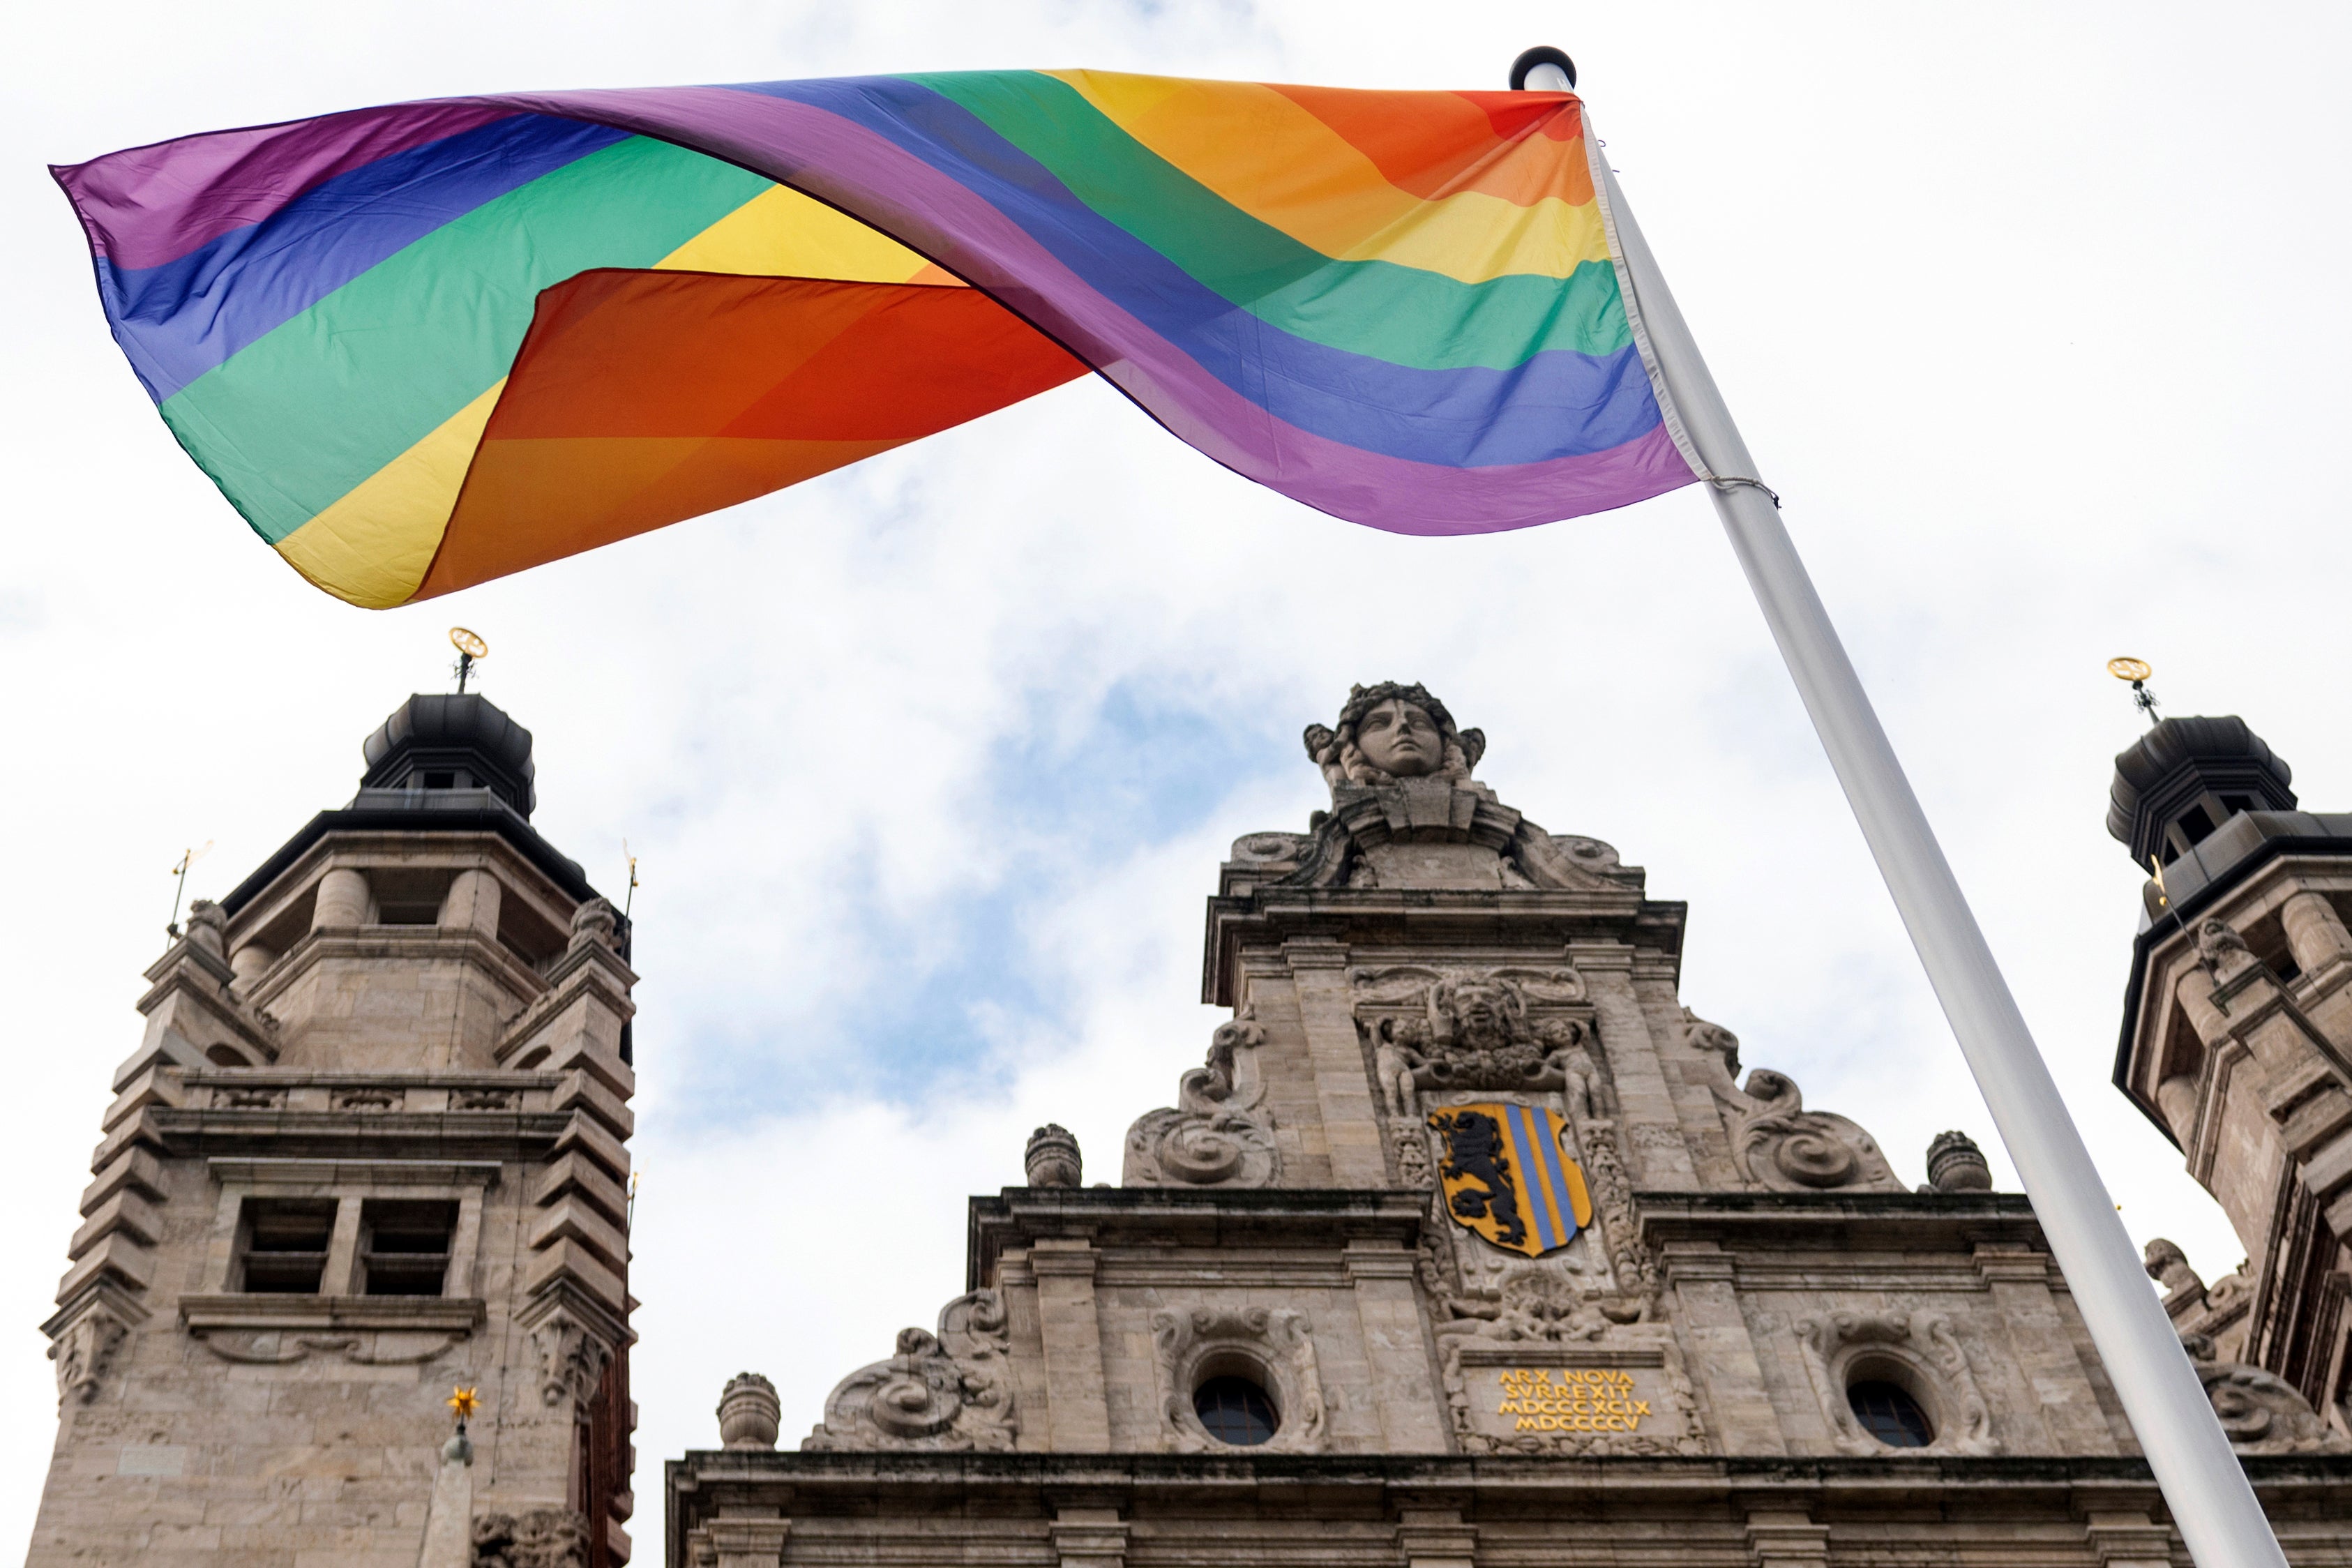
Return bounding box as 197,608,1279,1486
53,73,1699,608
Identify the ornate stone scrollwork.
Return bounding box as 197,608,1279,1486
1150,1304,1325,1454
2181,1334,2349,1453
1726,1070,1901,1191
1437,1262,1641,1347
802,1289,1017,1452
1684,1012,1901,1193
1795,1309,1995,1455
1123,1020,1279,1187
472,1507,591,1568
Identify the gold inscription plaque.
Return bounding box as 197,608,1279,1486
1493,1366,1651,1433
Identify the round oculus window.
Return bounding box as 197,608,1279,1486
1193,1375,1279,1447
1847,1379,1933,1448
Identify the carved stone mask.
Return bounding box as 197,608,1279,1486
1355,700,1442,778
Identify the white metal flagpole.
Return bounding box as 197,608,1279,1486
1528,56,2291,1568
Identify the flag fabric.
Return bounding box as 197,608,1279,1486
52,72,1699,608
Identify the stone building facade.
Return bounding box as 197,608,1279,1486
670,684,2352,1568
30,694,638,1567
30,684,2352,1567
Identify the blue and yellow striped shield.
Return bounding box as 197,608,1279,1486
1428,1102,1595,1258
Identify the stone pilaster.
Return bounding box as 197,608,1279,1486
1345,1242,1448,1452
1284,938,1387,1186
1975,1245,2121,1454
1570,944,1697,1188
1033,1240,1111,1450
1662,1242,1783,1454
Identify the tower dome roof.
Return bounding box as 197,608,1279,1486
2106,715,2293,866
360,693,537,817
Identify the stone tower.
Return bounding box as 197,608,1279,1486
31,693,638,1567
666,684,2352,1567
2111,715,2352,1439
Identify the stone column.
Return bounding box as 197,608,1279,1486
2282,890,2352,978
1283,939,1388,1186
1344,1242,1448,1452
312,866,369,928
322,1197,363,1297
439,868,502,937
1662,1243,1784,1454
1032,1240,1110,1450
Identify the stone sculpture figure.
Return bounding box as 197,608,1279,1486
1277,683,1627,891
1360,968,1596,1113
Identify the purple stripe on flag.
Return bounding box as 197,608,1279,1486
478,85,1696,532
52,101,520,269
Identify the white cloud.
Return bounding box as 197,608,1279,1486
6,1,2348,1559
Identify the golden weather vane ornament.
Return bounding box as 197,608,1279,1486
2107,657,2159,728
449,626,489,694
166,840,213,938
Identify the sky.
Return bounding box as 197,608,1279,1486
8,0,2351,1558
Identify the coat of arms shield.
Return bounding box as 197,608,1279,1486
1427,1102,1594,1258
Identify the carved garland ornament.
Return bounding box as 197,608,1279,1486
1794,1309,1995,1455
1151,1305,1326,1454
803,1289,1017,1452
1123,1020,1280,1188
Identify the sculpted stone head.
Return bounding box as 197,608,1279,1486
1433,975,1525,1050
1302,681,1486,790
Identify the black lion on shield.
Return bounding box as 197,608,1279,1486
1430,1108,1526,1249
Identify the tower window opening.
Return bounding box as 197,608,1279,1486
2222,794,2256,815
359,1199,456,1297
1193,1375,1279,1446
1848,1379,1934,1448
237,1199,336,1294
2176,804,2217,843
422,771,457,789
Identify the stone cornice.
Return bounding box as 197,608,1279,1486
1636,1191,2049,1254
967,1189,1426,1292
149,1106,578,1163
206,1156,504,1188
1203,888,1687,1006
178,1293,487,1334
248,925,548,1015
665,1449,2352,1518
